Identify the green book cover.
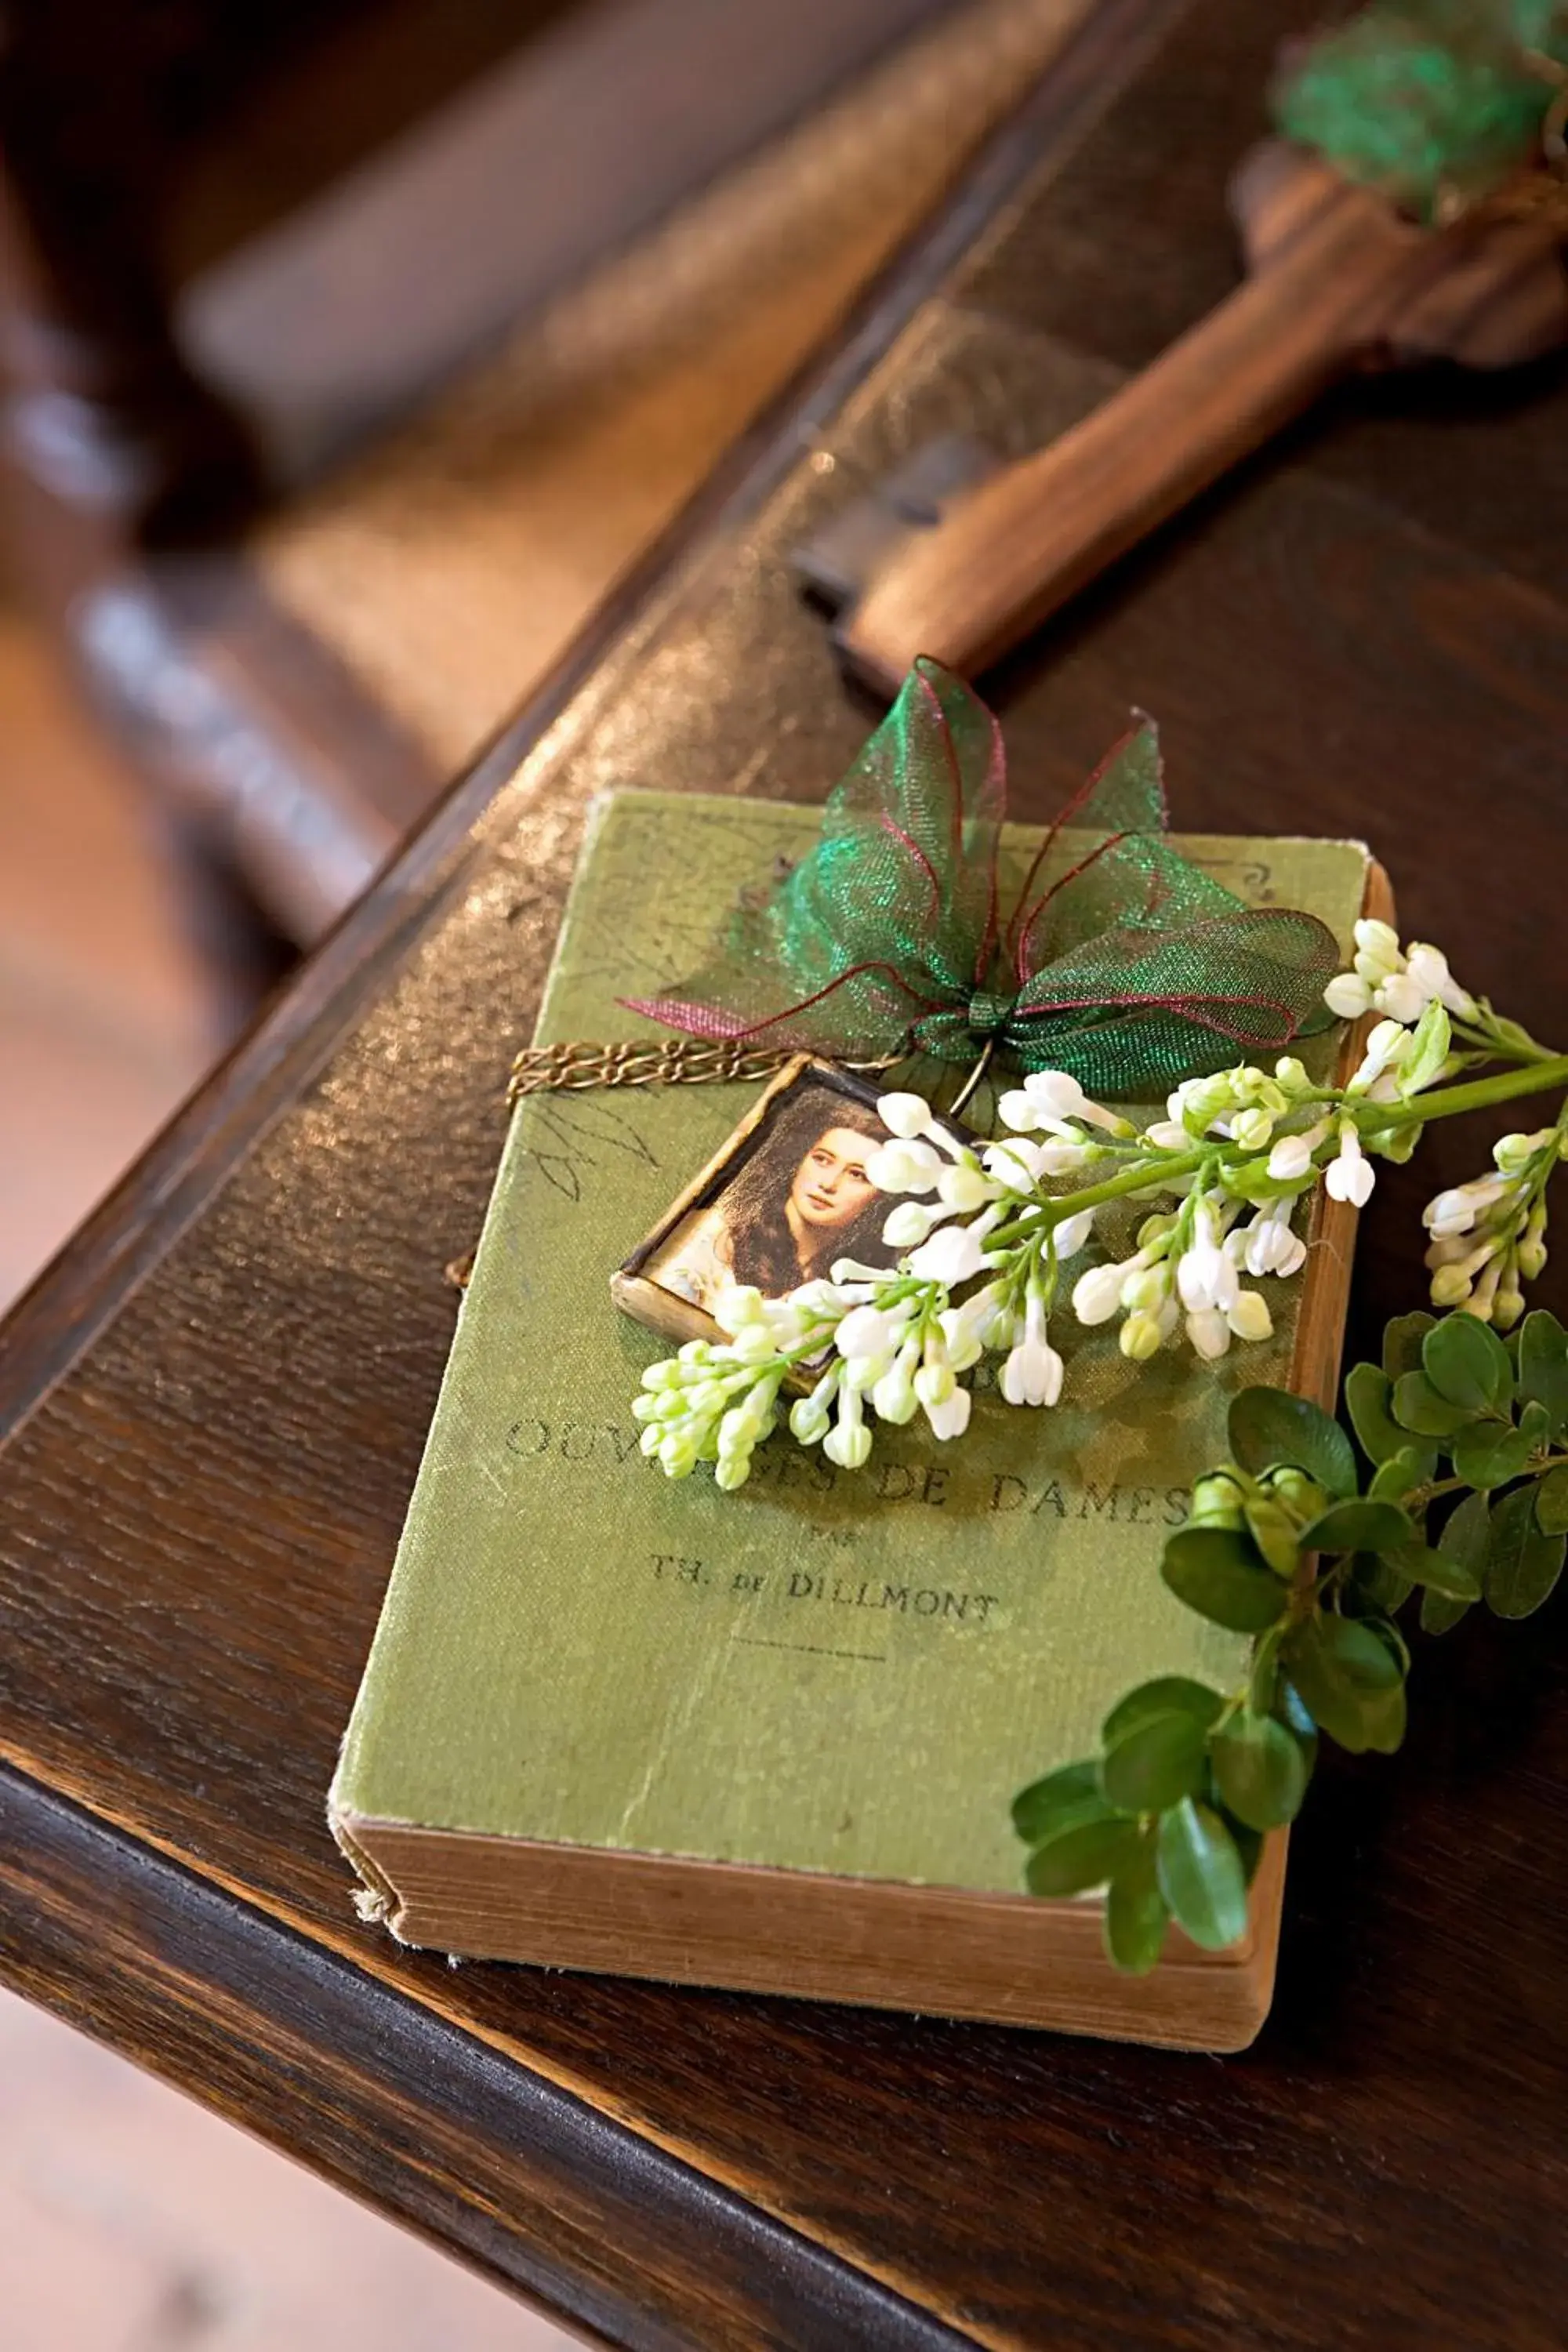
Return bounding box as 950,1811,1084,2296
333,793,1368,1899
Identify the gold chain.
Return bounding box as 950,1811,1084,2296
506,1035,798,1107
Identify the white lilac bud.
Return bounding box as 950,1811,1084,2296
1405,942,1477,1021
1274,1055,1310,1094
1142,1120,1191,1151
1353,917,1403,974
870,1341,920,1425
1034,1138,1097,1174
1000,1334,1065,1407
1226,1290,1273,1342
1374,969,1428,1025
1120,1311,1164,1362
913,1357,956,1410
1022,1069,1088,1123
982,1138,1047,1187
882,1200,938,1250
1072,1261,1127,1325
1323,971,1373,1019
1266,1131,1315,1182
998,1088,1044,1133
907,1210,1000,1286
876,1091,935,1140
1324,1120,1374,1207
865,1138,942,1194
1051,1204,1097,1260
1185,1308,1232,1361
937,1159,996,1213
1229,1106,1275,1152
923,1385,972,1442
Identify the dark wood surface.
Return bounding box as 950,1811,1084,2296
3,1,1567,2346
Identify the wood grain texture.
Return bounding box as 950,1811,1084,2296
2,1,1566,2347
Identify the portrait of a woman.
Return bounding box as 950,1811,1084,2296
649,1085,895,1312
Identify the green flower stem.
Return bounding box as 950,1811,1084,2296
1356,1054,1568,1127
987,1150,1207,1247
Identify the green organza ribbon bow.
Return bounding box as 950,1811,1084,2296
626,661,1339,1102
1274,0,1568,222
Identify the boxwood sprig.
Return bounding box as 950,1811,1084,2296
1012,1308,1568,1973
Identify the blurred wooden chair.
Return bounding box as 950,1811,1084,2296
0,0,1084,1001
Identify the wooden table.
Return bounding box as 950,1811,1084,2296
3,2,1566,2344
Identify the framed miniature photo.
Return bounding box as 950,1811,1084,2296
613,1057,953,1351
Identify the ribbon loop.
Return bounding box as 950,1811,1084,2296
623,660,1340,1100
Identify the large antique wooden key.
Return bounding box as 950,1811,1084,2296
803,140,1568,694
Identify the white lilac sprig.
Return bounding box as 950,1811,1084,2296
630,928,1568,1488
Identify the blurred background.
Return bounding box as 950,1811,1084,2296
0,0,1085,2342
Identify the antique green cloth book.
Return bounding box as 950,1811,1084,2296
332,792,1373,2046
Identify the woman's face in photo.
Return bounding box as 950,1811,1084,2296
788,1124,879,1232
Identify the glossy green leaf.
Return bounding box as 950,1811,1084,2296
1102,1709,1210,1813
1517,1310,1568,1428
1369,1446,1435,1501
1162,1526,1290,1633
1103,1829,1170,1976
1298,1497,1414,1555
1210,1710,1311,1831
1229,1388,1357,1497
1383,1312,1436,1381
1345,1363,1407,1466
1486,1483,1567,1621
1450,1418,1534,1492
1420,1585,1472,1636
1102,1677,1224,1748
1423,1314,1511,1414
1011,1759,1105,1846
1385,1538,1480,1602
1536,1463,1568,1538
1156,1799,1250,1951
1025,1812,1142,1896
1283,1612,1405,1755
1350,1549,1414,1612
1392,1370,1482,1438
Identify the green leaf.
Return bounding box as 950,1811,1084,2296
1356,1680,1409,1754
1450,1418,1535,1493
1243,1493,1302,1578
1421,1586,1472,1636
1440,1486,1491,1577
1383,1312,1436,1381
1298,1497,1414,1555
1210,1710,1311,1830
1162,1526,1290,1633
1103,1829,1170,1976
1486,1483,1567,1621
1283,1613,1406,1755
1011,1759,1104,1846
1369,1446,1435,1501
1229,1388,1357,1497
1025,1812,1142,1896
1156,1799,1250,1951
1399,997,1450,1095
1392,1370,1482,1438
1102,1678,1224,1747
1101,1711,1209,1813
1423,1314,1512,1414
1346,1363,1416,1467
1518,1310,1568,1428
1536,1463,1568,1538
1350,1549,1414,1612
1386,1539,1480,1602
1419,1490,1489,1633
